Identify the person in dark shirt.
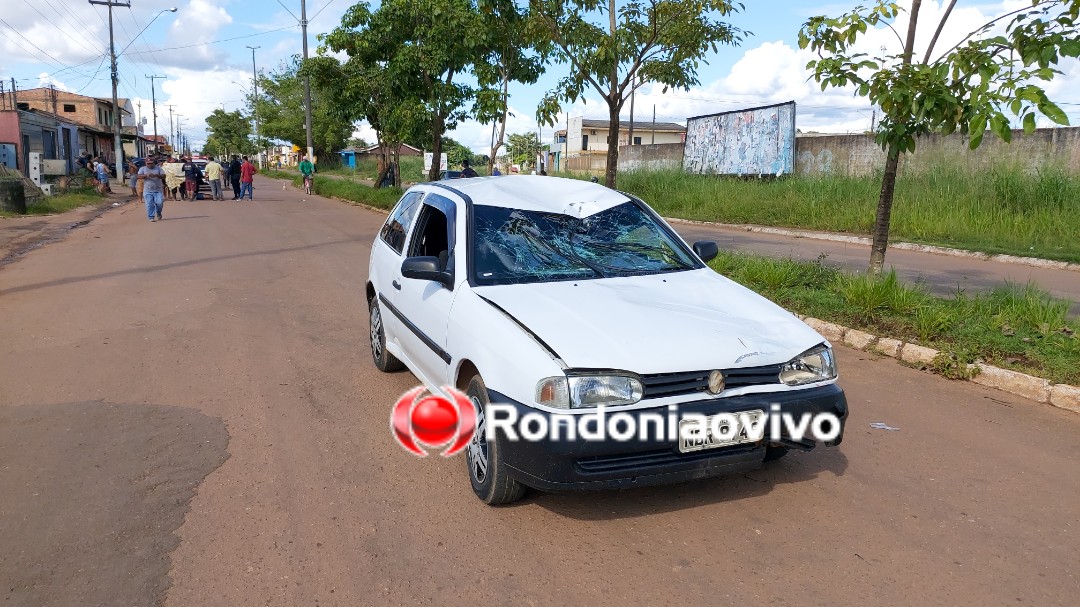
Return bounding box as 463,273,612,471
229,155,242,200
180,156,201,200
460,158,478,178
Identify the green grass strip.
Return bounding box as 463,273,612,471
710,251,1080,385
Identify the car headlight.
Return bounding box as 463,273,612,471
535,374,644,409
779,345,837,386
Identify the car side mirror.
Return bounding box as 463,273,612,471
692,240,719,263
401,256,454,289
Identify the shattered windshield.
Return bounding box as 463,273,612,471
471,201,699,285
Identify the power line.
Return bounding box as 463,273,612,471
122,26,296,57
0,18,86,75
310,0,339,21
21,0,102,58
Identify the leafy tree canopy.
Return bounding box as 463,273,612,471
530,0,747,187
799,0,1080,273
254,55,355,161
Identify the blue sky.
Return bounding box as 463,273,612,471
3,0,1078,154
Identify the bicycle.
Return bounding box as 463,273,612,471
302,174,313,195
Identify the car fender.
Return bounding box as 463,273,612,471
446,288,564,407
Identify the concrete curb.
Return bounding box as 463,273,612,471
796,315,1080,414
664,217,1080,273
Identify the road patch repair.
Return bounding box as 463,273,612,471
0,401,229,606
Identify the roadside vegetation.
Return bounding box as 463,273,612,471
264,170,403,210
710,251,1080,385
0,186,106,217
613,162,1080,263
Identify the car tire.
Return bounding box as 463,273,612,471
464,374,526,505
368,296,404,372
764,446,789,462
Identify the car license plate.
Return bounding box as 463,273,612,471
678,410,765,453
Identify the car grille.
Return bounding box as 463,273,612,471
640,364,783,399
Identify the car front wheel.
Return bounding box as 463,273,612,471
465,374,526,505
368,297,404,372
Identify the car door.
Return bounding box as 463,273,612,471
392,193,460,386
371,190,426,365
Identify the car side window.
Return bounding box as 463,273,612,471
380,191,424,254
407,195,456,271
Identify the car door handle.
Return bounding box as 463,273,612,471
392,280,401,290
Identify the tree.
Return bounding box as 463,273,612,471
203,109,254,157
505,131,543,170
305,54,425,188
475,0,548,174
347,137,369,149
254,55,355,162
530,0,747,188
442,137,475,167
323,0,483,182
800,0,1080,274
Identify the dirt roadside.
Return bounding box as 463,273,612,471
0,191,133,267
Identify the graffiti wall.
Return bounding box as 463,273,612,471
683,102,796,176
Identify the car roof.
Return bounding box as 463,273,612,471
428,175,630,217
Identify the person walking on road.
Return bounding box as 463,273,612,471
299,155,314,195
204,156,224,200
138,156,167,222
230,155,243,200
180,156,201,200
239,155,257,200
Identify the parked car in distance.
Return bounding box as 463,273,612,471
438,170,462,180
366,176,848,504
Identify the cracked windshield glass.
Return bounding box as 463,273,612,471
473,201,698,285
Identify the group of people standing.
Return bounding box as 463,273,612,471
77,154,114,194
135,154,258,223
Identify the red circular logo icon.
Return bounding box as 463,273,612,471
391,386,477,458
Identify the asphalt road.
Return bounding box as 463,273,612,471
1,176,1077,606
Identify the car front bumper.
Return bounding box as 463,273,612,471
487,383,847,491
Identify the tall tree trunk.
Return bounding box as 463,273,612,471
869,0,921,274
604,0,619,189
869,144,901,274
428,113,446,182
489,68,510,175
604,104,620,188
374,132,391,189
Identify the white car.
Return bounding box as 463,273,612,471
367,176,847,504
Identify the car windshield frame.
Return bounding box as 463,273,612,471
468,196,704,287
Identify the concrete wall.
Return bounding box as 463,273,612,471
618,143,684,171
795,126,1080,176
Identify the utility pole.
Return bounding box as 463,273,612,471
247,45,261,166
651,105,656,145
147,75,165,156
300,0,315,164
166,105,175,152
89,0,130,182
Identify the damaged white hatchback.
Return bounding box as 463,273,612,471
366,175,847,504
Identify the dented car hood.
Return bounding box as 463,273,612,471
474,268,826,374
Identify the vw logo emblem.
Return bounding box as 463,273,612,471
707,370,725,394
